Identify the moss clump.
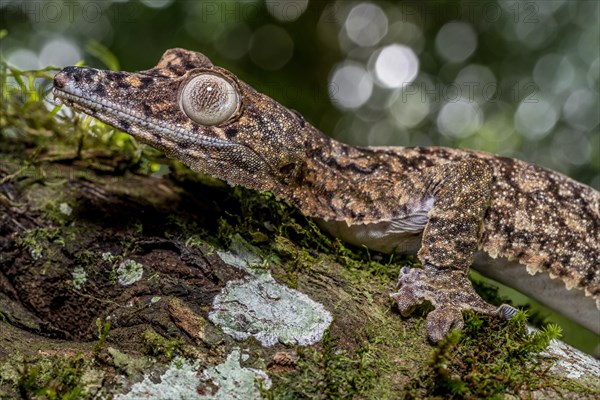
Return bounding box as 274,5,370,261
216,187,411,284
93,318,111,358
402,311,575,399
266,328,389,399
20,227,65,261
0,353,97,400
141,329,185,361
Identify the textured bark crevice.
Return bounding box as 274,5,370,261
0,132,598,399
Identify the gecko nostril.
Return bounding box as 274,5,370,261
53,73,69,89
54,66,81,87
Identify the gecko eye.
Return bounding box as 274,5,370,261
180,73,239,126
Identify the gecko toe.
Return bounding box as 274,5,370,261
390,288,423,316
495,304,519,319
392,267,427,315
426,306,464,343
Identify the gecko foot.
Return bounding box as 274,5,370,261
390,264,503,343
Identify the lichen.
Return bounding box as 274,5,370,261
59,202,72,216
71,266,87,289
199,348,272,398
116,259,144,286
209,274,333,347
115,349,270,400
210,235,332,347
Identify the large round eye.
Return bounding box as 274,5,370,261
180,73,239,125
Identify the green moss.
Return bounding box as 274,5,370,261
401,311,590,399
470,274,548,329
43,199,76,226
216,187,410,284
141,329,185,361
20,227,64,261
265,306,426,400
93,318,111,358
0,353,98,400
266,328,383,399
107,347,151,378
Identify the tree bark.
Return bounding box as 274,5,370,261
0,126,598,399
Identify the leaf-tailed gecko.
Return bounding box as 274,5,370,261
53,49,599,342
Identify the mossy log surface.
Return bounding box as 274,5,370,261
0,95,599,399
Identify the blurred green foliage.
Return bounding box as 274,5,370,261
1,0,598,187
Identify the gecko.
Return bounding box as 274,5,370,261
52,48,600,342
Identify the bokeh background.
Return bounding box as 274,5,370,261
1,0,599,351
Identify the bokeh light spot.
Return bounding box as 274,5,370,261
435,21,477,63
139,0,175,9
437,101,483,138
266,0,309,22
533,54,575,94
373,44,419,89
563,89,600,131
329,62,373,109
390,86,430,128
40,39,81,67
344,2,388,47
551,129,591,167
6,49,40,70
216,24,252,60
514,98,558,140
454,64,497,103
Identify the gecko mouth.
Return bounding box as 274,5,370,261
52,85,236,150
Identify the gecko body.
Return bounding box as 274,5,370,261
53,49,600,341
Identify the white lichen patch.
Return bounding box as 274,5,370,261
217,234,263,276
72,266,87,289
200,348,271,398
59,202,72,216
209,274,333,346
212,235,332,347
30,247,42,260
115,349,270,400
116,259,144,286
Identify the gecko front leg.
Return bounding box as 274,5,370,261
391,159,517,342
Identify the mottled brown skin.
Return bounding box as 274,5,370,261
53,49,600,342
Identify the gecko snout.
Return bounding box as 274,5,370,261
53,66,81,89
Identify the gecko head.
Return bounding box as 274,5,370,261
53,48,310,194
